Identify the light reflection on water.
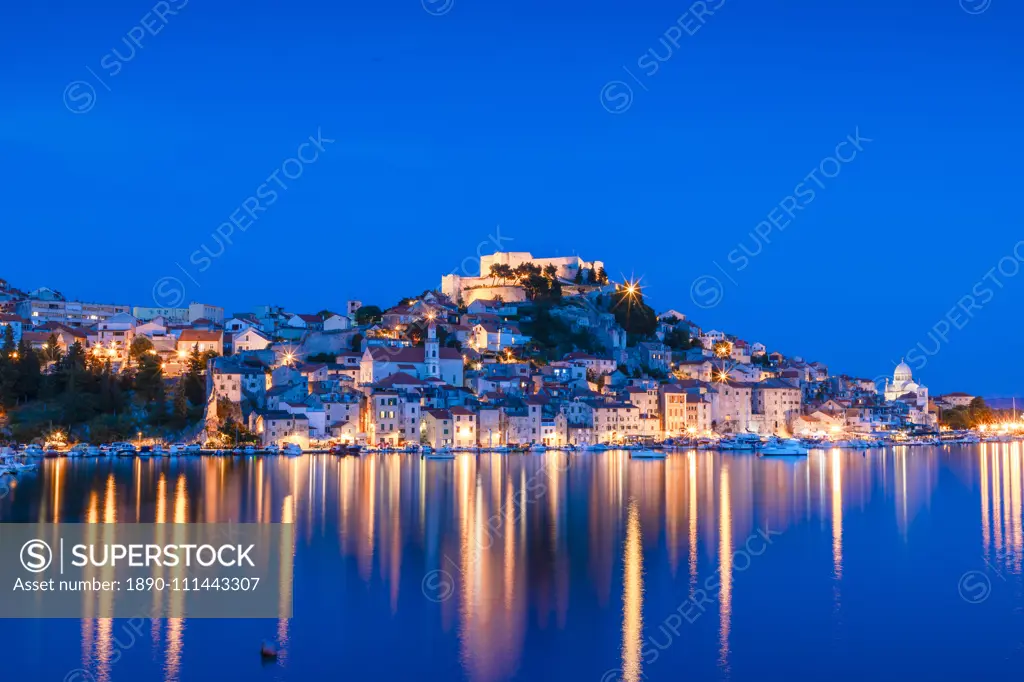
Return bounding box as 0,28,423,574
1,444,1024,681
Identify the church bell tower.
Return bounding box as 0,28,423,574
425,317,440,379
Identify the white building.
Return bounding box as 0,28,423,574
232,327,272,353
882,361,935,427
189,303,225,324
359,323,463,387
441,251,605,305
133,306,189,324
752,379,802,436
18,292,130,327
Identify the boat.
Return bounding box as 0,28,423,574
0,454,38,474
116,444,138,457
759,439,808,456
137,446,152,458
282,443,303,457
23,444,44,458
530,443,547,452
630,449,667,459
718,434,761,451
243,445,257,455
424,447,455,459
152,444,167,457
260,640,279,660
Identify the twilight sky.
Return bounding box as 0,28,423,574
1,0,1022,396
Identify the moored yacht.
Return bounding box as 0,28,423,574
718,433,761,451
759,438,808,456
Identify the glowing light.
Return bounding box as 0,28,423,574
176,350,187,360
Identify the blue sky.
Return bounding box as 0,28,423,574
1,0,1021,395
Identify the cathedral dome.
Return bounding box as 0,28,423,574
894,361,913,383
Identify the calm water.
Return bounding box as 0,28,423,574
3,445,1024,682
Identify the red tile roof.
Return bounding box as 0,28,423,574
178,330,222,343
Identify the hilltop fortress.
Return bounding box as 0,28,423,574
442,252,606,305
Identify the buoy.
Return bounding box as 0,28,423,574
260,640,278,659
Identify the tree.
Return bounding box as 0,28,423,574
13,339,41,403
170,378,190,429
354,305,382,326
0,325,14,354
574,269,583,285
664,327,694,351
183,344,207,406
350,333,364,353
129,336,155,363
968,397,993,426
134,353,164,403
306,352,336,363
41,334,63,363
609,288,657,342
0,326,17,407
595,267,609,285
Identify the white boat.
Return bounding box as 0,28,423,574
530,444,547,452
282,443,302,457
630,449,666,459
718,437,758,451
23,444,44,458
760,439,808,456
117,444,138,457
425,447,455,459
1,454,38,473
243,445,257,455
152,444,167,457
